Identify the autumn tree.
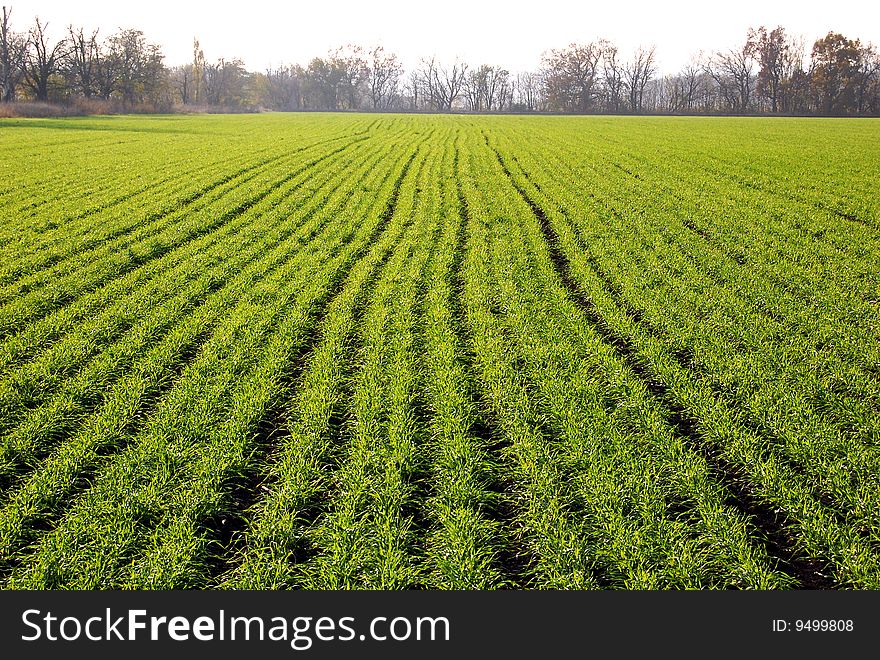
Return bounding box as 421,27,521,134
811,32,863,114
747,26,804,113
542,41,603,112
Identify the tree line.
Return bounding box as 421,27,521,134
2,6,879,115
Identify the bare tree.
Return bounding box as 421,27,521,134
328,45,366,109
266,64,304,110
403,68,422,110
435,58,467,110
417,57,467,110
854,44,880,115
623,46,656,112
417,57,435,110
642,77,663,112
93,37,119,100
487,67,511,110
511,71,544,111
365,46,401,109
420,57,437,110
655,75,676,112
168,64,193,104
464,64,509,111
23,17,65,101
601,42,625,113
65,26,100,98
706,42,756,113
0,6,27,102
680,60,704,111
663,58,704,113
463,65,481,111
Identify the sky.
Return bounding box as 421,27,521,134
12,1,880,74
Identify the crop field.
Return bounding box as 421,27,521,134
0,113,878,589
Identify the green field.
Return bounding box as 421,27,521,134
0,113,878,589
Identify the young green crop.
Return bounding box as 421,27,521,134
1,113,877,589
0,132,401,565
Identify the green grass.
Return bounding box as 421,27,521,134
0,113,878,589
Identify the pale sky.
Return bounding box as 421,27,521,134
12,1,880,74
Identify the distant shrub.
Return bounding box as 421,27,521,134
0,102,80,118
